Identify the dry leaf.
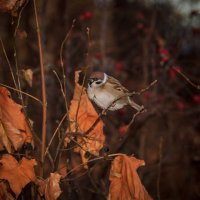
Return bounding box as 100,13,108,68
0,123,12,153
37,173,62,200
64,71,105,165
0,154,37,197
0,87,34,150
0,182,15,200
22,69,33,87
108,155,153,200
0,0,18,12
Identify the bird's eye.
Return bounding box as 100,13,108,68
96,81,102,84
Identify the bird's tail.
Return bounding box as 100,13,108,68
128,97,144,111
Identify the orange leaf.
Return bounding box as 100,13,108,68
64,71,105,166
0,154,37,197
0,87,34,150
37,173,62,200
108,155,153,200
0,122,12,153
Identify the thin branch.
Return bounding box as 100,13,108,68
128,80,158,95
172,66,200,90
126,108,146,131
45,112,68,156
52,70,71,132
0,83,43,104
59,20,76,118
75,28,91,132
14,0,29,37
0,37,18,89
157,137,163,200
61,153,125,180
33,0,47,177
13,45,24,102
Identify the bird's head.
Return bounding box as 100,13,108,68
88,72,108,88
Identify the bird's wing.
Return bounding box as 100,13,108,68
106,75,129,95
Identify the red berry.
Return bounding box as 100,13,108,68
84,11,93,20
144,91,152,101
115,62,123,71
168,66,181,79
95,52,102,60
118,125,128,136
117,108,127,115
176,101,186,111
192,95,200,104
136,22,144,30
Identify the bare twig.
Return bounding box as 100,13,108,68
33,0,47,177
52,70,71,133
0,37,18,89
128,80,158,95
0,83,42,104
45,112,68,156
157,137,163,200
126,108,146,130
75,28,91,132
59,20,76,113
61,153,125,180
14,0,29,37
172,66,200,90
13,45,24,102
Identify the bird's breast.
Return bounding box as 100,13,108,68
87,87,126,110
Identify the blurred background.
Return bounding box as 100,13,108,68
0,0,200,199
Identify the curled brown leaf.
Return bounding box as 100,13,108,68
64,71,105,166
108,155,153,200
37,172,62,200
0,87,34,151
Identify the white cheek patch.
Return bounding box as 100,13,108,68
102,73,108,84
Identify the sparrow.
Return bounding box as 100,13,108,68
87,72,144,111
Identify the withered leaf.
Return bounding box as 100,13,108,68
64,71,105,166
108,155,153,200
0,122,12,153
0,154,37,197
0,0,18,12
37,173,62,200
0,87,34,151
22,69,33,87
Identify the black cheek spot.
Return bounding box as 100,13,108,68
96,81,102,84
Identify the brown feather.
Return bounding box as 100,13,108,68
107,76,129,94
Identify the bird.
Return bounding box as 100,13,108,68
87,71,144,111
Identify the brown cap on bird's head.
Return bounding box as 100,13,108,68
89,71,105,80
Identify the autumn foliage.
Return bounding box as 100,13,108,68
0,69,153,199
0,87,34,152
3,0,200,199
64,71,105,165
0,154,36,198
108,155,152,200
